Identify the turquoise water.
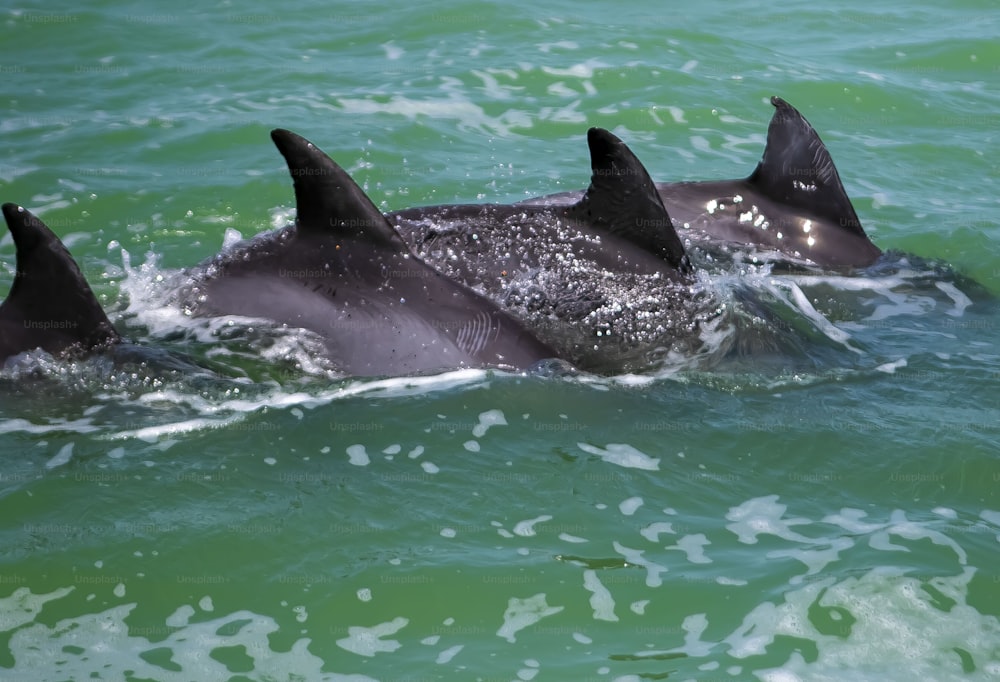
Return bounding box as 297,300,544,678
2,1,1000,680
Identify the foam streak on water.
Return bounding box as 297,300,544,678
4,490,1000,680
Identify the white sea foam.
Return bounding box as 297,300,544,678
740,566,999,678
337,617,408,657
612,541,668,587
45,443,74,469
0,417,102,436
94,369,491,440
603,498,1000,678
436,644,463,664
630,599,650,615
619,496,644,516
725,495,816,545
473,409,507,437
640,521,676,543
496,593,564,643
513,515,553,537
577,442,660,470
935,281,973,316
0,586,74,632
760,278,857,351
668,534,712,565
582,570,618,622
5,592,374,681
767,536,855,584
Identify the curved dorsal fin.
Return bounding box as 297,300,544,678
569,127,690,273
269,129,407,250
748,96,867,238
0,203,119,358
262,130,559,372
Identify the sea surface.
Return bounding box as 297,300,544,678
1,1,999,680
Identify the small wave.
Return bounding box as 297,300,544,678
5,498,998,681
3,225,988,441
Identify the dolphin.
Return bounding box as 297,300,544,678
388,128,711,374
520,97,882,269
177,129,559,378
0,203,120,362
0,204,224,381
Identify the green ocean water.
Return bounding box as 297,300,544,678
1,1,1000,680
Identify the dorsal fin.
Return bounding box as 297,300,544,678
0,203,119,358
262,130,558,372
568,127,690,273
269,129,407,250
747,96,867,239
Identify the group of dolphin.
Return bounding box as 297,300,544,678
0,97,883,378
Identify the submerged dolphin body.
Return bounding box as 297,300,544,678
521,97,882,269
0,203,120,362
178,130,558,378
389,128,710,373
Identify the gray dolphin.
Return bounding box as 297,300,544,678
178,129,559,377
0,203,120,362
520,97,882,269
389,128,709,374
